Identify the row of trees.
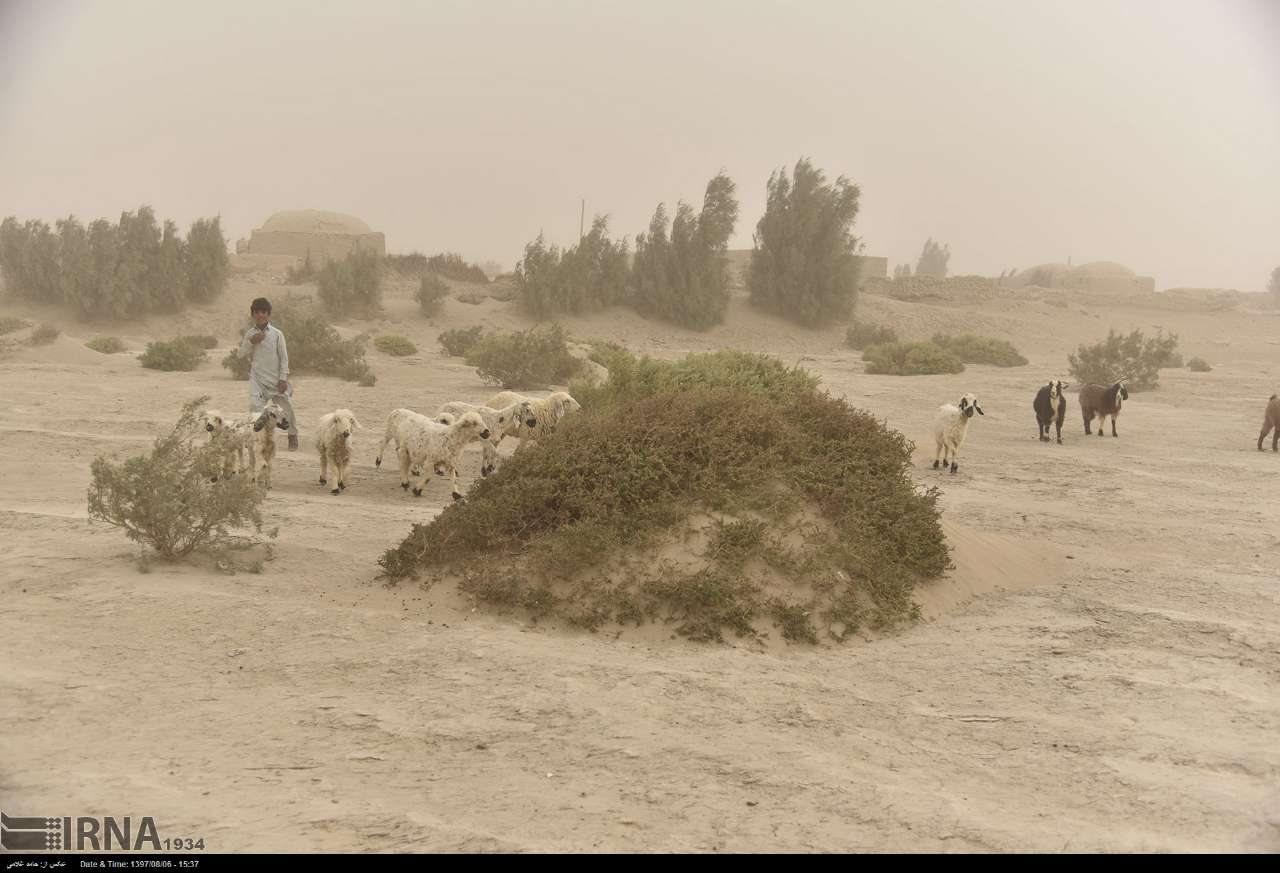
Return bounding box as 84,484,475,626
515,159,863,330
0,208,229,318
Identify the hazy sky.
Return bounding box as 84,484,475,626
2,0,1277,291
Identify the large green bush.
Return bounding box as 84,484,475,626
862,341,965,375
845,320,898,350
1067,328,1179,391
140,339,206,371
930,333,1028,367
438,325,485,357
464,323,583,389
380,352,948,643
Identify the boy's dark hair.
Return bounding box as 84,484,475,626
250,297,272,314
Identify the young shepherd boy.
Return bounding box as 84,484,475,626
238,297,299,450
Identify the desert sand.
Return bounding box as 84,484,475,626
1,262,1277,852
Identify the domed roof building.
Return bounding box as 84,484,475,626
238,209,384,262
1011,260,1153,295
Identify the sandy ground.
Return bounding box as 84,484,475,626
1,267,1278,852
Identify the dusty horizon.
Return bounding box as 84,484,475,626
2,0,1278,291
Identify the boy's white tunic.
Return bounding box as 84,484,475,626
238,323,298,435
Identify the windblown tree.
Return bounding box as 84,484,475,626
746,158,862,326
632,172,739,330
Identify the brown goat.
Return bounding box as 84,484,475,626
1259,394,1280,452
1079,380,1129,437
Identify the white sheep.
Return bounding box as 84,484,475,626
932,392,985,474
251,399,291,488
374,409,491,500
201,409,254,481
437,398,538,477
315,408,362,495
484,390,581,466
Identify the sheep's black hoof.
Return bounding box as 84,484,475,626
330,488,340,495
931,460,940,469
209,476,219,483
319,477,327,485
338,482,346,491
949,464,957,474
375,457,381,467
1056,438,1062,445
400,482,409,490
451,492,465,502
412,488,423,497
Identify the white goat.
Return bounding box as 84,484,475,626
315,408,361,495
484,390,581,463
201,409,254,481
374,409,491,499
437,398,538,477
932,393,984,474
251,399,291,488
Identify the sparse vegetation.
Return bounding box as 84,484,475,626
374,334,417,356
1187,357,1212,372
386,251,489,284
176,334,218,349
862,340,965,375
30,323,60,345
630,172,739,330
1068,328,1179,391
747,158,862,327
415,273,449,316
87,397,265,559
220,306,372,383
438,325,485,357
140,338,206,371
317,249,382,315
464,323,583,389
915,238,951,278
0,316,29,335
516,217,630,317
930,333,1028,367
380,351,949,644
845,320,898,350
85,335,126,354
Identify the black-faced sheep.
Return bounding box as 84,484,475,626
932,393,984,474
485,390,581,456
436,398,538,477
